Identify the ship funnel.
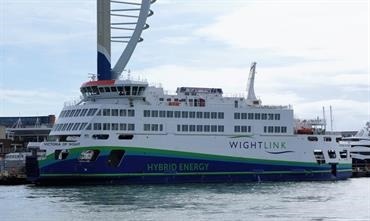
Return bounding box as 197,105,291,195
97,0,112,80
246,62,261,105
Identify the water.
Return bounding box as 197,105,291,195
0,178,369,221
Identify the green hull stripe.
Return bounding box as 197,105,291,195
40,169,352,178
40,145,352,169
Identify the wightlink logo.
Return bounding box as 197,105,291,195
229,141,287,150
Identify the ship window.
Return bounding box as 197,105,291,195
328,150,336,159
87,108,97,116
197,125,203,132
204,112,210,119
262,113,267,120
80,109,88,116
79,123,87,130
234,113,240,119
112,109,119,116
160,124,163,131
197,112,203,119
274,126,281,133
324,137,332,142
339,150,348,159
255,113,261,120
111,87,117,92
111,123,119,131
182,125,188,132
313,150,326,164
268,126,274,133
67,123,74,131
166,111,173,118
234,126,241,133
74,109,81,117
79,150,100,162
177,125,181,132
211,125,217,132
241,113,247,119
54,149,69,160
128,124,135,131
93,123,101,130
241,126,249,133
264,126,267,133
218,125,224,132
308,136,318,142
189,125,196,132
132,86,138,95
92,86,99,95
128,109,135,117
336,137,342,142
174,111,181,118
103,109,110,116
248,113,254,120
281,127,287,133
151,110,158,117
189,111,196,118
204,125,210,132
86,124,92,130
118,134,134,140
182,111,188,118
103,123,110,130
69,110,76,117
124,86,131,95
218,112,224,119
144,110,150,117
151,124,159,131
167,98,171,102
92,134,109,140
159,111,166,118
120,109,127,116
268,114,274,120
138,87,145,95
210,112,217,119
96,110,101,116
99,87,104,93
120,123,127,131
107,150,125,167
144,124,150,131
104,87,111,92
274,114,281,120
72,123,81,131
234,100,238,108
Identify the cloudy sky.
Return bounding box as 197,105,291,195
0,0,369,131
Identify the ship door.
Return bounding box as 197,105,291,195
330,163,337,177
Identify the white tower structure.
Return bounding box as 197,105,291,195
246,62,261,105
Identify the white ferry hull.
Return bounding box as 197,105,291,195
26,134,352,185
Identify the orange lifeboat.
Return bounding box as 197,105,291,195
297,128,314,134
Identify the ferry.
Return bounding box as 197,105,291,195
25,0,352,184
340,122,370,177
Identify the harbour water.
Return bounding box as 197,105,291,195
0,178,369,221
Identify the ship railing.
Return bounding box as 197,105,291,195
64,97,84,107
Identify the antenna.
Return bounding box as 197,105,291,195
96,0,156,81
322,106,326,130
246,62,261,105
330,105,334,131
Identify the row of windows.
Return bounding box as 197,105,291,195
89,123,135,131
54,123,88,131
99,109,135,117
234,125,252,133
143,124,164,132
59,108,98,118
234,112,281,121
144,110,224,119
177,125,225,133
263,126,288,134
81,85,146,96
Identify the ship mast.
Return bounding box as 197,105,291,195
246,62,261,105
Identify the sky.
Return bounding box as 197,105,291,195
0,0,369,131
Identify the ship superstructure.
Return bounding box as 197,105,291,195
25,0,352,184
